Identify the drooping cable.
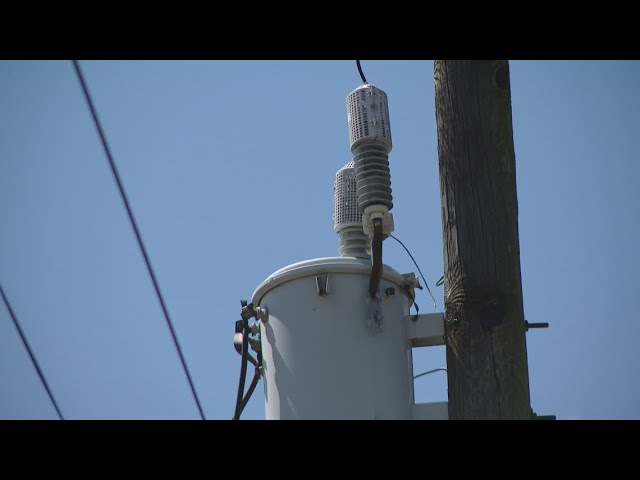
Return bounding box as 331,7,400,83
0,283,64,420
232,319,250,420
246,352,259,368
238,351,262,417
413,368,447,380
239,369,261,416
389,234,438,310
356,60,368,84
71,60,206,420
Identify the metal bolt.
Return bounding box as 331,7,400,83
525,321,549,332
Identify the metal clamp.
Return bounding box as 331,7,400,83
237,300,266,358
366,289,384,331
255,306,269,323
315,275,329,297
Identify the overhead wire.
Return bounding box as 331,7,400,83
413,368,447,380
71,60,206,420
0,283,64,420
356,60,368,84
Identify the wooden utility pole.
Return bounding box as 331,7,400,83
434,60,531,419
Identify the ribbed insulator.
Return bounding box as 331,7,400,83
333,161,370,258
352,143,393,213
338,227,371,259
346,83,393,218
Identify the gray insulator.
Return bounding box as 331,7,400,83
352,143,393,213
347,84,392,152
333,161,371,259
338,227,371,259
333,161,359,232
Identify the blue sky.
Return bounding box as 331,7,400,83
1,60,638,420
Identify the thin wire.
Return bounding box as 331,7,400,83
71,60,206,420
356,60,368,84
0,283,64,420
413,368,447,380
389,234,438,310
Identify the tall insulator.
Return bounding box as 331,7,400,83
346,83,394,237
333,161,370,258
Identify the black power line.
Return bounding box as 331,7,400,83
0,283,64,420
71,60,206,420
356,60,368,84
232,319,250,421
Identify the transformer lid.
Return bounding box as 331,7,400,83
252,256,409,306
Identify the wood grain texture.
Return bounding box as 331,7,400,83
434,60,531,419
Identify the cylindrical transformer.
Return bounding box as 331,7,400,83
252,257,416,420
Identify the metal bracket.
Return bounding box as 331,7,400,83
237,299,265,357
255,306,269,323
373,289,383,330
315,275,329,297
406,313,445,347
402,273,420,289
532,411,556,420
240,300,256,321
525,321,549,332
248,336,262,353
366,290,384,331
